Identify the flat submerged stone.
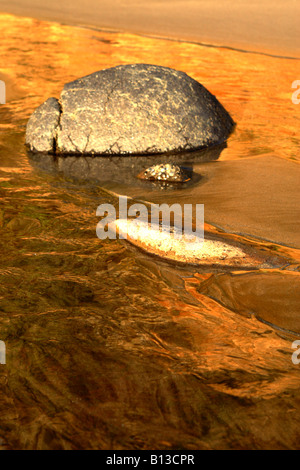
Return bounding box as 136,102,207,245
109,219,274,268
26,64,234,155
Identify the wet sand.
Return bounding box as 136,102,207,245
0,0,299,57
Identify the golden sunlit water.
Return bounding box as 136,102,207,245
0,13,300,450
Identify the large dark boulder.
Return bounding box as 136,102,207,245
26,64,234,155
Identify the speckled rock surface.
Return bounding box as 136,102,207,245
26,97,61,153
138,163,191,182
26,64,234,155
109,219,275,269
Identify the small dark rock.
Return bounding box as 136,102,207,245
138,163,190,182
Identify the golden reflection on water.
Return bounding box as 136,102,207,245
1,13,300,162
0,13,300,450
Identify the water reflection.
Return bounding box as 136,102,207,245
29,148,300,248
28,144,225,190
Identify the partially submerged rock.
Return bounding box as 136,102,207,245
26,64,234,155
137,163,191,182
109,219,274,268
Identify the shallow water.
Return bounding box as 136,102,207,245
0,13,300,450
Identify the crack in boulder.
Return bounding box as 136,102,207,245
26,64,235,156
